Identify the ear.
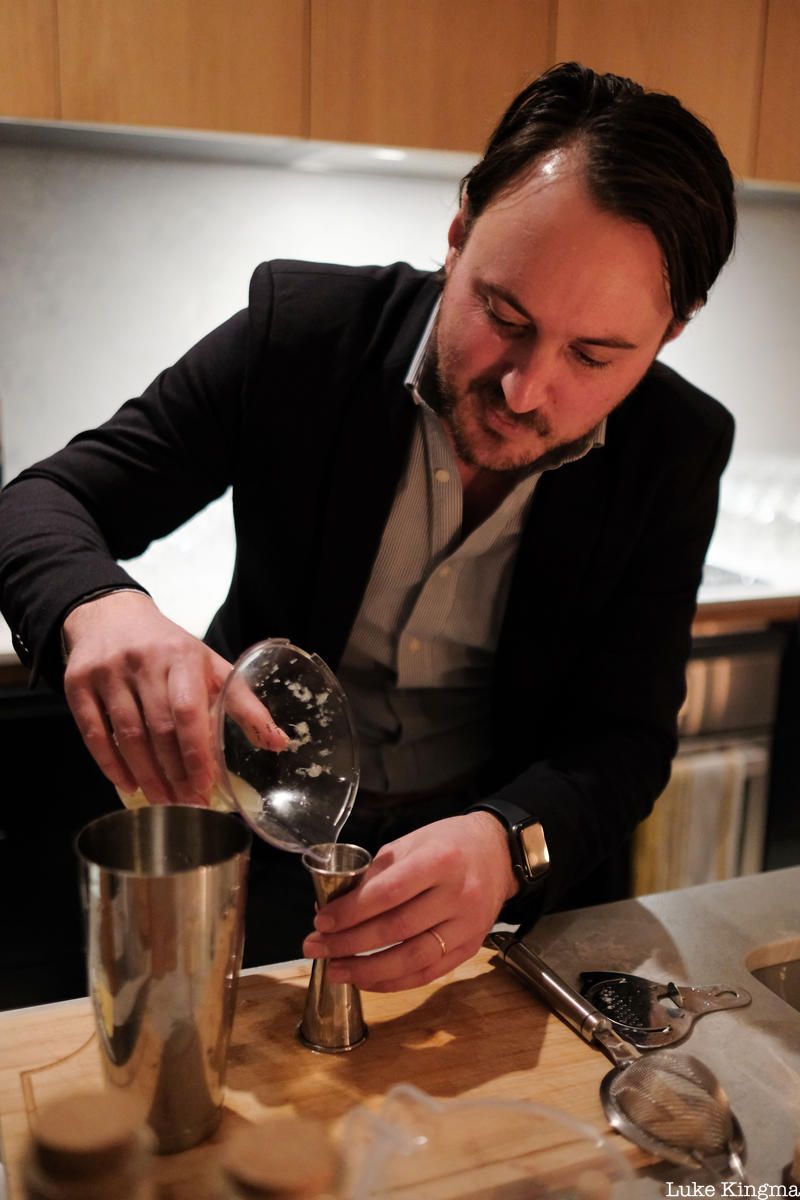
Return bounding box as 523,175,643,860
660,317,688,348
445,198,470,273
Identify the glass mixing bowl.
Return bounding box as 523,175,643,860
213,638,360,852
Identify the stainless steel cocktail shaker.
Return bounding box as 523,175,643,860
77,806,251,1153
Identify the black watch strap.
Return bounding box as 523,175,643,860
467,798,550,895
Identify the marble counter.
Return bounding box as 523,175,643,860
528,867,800,1190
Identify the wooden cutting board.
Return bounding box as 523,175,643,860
0,949,647,1198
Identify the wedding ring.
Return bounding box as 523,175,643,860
428,928,447,958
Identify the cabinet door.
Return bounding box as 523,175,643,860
756,0,800,183
0,0,59,119
555,0,767,178
310,0,553,152
57,0,308,137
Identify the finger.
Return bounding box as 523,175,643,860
303,886,441,960
313,843,441,933
105,692,174,806
325,920,468,992
131,669,193,792
221,670,290,752
365,949,468,993
165,659,217,794
65,684,137,794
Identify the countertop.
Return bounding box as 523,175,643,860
0,945,642,1198
1,868,798,1197
529,866,800,1191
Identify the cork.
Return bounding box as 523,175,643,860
30,1091,147,1179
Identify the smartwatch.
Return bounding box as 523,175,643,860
468,799,551,896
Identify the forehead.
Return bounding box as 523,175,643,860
463,153,672,335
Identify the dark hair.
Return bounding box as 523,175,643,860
460,62,736,324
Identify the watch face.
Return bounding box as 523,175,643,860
519,821,550,880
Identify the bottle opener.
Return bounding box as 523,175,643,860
578,969,751,1049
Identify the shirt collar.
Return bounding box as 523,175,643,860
403,296,607,461
404,297,441,405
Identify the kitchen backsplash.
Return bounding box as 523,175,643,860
1,126,799,481
0,131,461,482
710,454,800,586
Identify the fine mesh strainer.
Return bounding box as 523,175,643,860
600,1047,746,1177
486,932,747,1181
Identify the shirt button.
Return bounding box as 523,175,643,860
434,468,451,484
408,637,422,653
439,565,451,578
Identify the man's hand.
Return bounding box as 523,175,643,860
301,812,519,991
63,591,287,805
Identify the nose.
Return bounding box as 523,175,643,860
501,350,554,415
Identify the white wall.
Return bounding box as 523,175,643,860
660,197,800,458
0,141,462,480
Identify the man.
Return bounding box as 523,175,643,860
0,63,736,991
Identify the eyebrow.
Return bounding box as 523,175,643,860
483,282,640,351
577,335,639,350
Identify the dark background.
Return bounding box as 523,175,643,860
0,685,118,1009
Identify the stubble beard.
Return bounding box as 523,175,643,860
433,353,600,475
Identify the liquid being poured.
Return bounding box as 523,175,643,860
118,771,263,816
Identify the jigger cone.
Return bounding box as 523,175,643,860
298,843,371,1053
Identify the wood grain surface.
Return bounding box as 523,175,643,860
0,949,646,1198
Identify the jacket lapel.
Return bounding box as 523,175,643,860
306,277,441,669
496,442,616,686
305,368,415,669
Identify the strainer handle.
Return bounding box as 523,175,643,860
486,933,639,1067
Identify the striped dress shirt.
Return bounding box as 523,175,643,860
337,300,603,795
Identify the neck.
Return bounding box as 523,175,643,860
439,420,521,535
440,415,517,491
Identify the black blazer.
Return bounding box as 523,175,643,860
0,260,734,918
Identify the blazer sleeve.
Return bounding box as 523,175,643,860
487,394,735,927
0,302,257,688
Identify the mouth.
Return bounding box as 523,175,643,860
481,403,526,438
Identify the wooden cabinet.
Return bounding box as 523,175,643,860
554,0,767,179
0,0,59,119
756,0,800,183
57,0,308,137
309,0,553,153
2,0,799,186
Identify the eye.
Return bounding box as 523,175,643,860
572,347,611,370
483,296,529,336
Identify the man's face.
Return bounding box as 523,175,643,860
434,150,681,473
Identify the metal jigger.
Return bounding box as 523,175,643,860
298,843,372,1053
